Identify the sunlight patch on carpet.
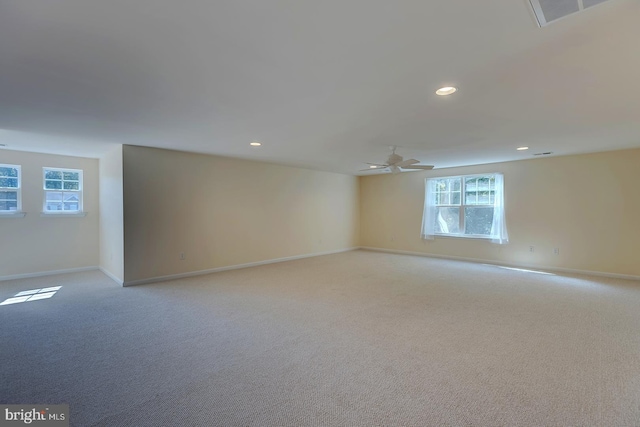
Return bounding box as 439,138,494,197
0,286,61,305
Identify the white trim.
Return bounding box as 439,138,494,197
433,233,491,240
0,266,98,282
528,0,547,26
99,267,124,286
525,0,544,27
123,247,359,287
0,212,26,218
40,212,87,217
359,246,640,281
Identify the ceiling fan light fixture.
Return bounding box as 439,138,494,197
436,86,457,96
359,147,434,173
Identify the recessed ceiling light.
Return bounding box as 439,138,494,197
517,146,529,151
435,86,457,96
250,141,262,147
369,165,378,169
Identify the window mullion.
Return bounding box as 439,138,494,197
459,178,465,234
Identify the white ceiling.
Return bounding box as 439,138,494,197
0,0,638,175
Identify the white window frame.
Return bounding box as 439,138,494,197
0,163,23,216
433,174,496,239
422,173,508,243
42,167,84,215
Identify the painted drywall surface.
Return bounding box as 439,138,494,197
99,145,124,283
123,145,359,283
0,150,99,278
360,148,640,277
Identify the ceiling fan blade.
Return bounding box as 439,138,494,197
390,165,401,174
402,165,435,170
396,158,419,168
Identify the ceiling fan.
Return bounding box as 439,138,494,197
361,146,434,174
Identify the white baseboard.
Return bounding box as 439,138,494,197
0,266,99,282
99,267,124,285
123,247,359,287
359,246,640,281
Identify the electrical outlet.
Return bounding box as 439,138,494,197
529,246,535,253
553,247,560,255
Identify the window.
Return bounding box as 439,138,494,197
422,173,508,243
43,168,83,213
0,164,21,213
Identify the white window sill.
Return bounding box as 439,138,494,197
0,212,26,218
40,212,87,217
434,234,493,241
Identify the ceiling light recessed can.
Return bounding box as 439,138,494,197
436,86,457,96
369,165,378,169
517,146,529,151
250,141,262,147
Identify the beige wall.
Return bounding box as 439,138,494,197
99,145,124,283
360,148,640,277
0,150,99,279
7,144,636,282
123,145,359,284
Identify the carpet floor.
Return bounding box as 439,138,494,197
1,250,640,426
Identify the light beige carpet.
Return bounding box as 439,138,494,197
2,250,640,426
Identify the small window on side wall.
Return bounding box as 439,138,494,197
43,168,83,213
0,164,21,213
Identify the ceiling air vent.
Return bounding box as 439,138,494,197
529,0,611,26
